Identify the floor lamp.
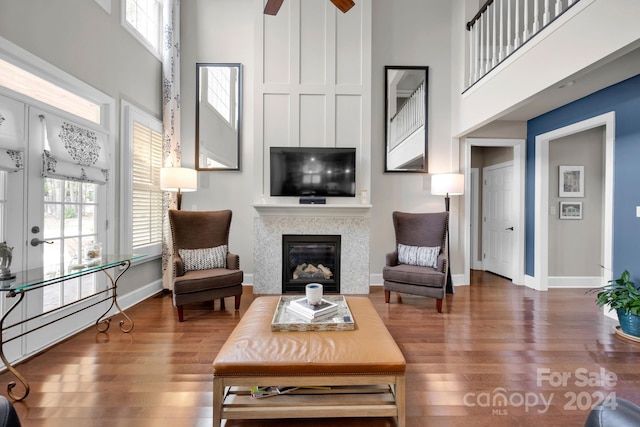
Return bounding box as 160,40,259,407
160,167,197,210
431,173,464,294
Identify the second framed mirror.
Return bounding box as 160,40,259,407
384,66,428,173
196,63,242,171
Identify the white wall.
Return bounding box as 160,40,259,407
370,0,455,282
181,0,459,285
180,0,257,276
0,0,162,295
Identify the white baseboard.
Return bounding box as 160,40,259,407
116,279,164,311
452,273,467,287
548,276,604,289
242,273,254,286
370,273,383,286
524,274,537,289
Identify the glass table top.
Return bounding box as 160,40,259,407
0,254,146,292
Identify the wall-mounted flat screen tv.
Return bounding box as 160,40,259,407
270,147,356,197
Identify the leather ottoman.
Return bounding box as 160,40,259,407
212,296,406,426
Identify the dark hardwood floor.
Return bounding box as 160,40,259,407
1,271,638,426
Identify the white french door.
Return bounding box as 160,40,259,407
18,107,108,356
482,162,515,279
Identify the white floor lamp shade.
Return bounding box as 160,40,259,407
160,167,197,210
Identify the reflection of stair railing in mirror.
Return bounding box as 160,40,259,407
385,65,428,173
389,79,425,152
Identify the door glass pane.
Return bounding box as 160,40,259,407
64,205,80,236
82,205,95,235
43,178,99,312
0,171,5,242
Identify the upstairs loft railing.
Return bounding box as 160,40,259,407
466,0,581,89
388,79,425,152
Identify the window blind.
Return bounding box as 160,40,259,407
131,121,163,248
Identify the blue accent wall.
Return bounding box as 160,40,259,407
526,74,640,280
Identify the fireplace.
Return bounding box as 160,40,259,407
282,235,340,294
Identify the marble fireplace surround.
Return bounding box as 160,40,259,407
253,204,371,295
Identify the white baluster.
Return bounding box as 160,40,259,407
514,0,521,50
543,0,551,25
498,0,504,61
468,25,474,86
479,14,484,76
555,0,562,17
485,11,490,75
491,2,497,68
474,23,479,82
523,0,529,42
506,0,512,56
533,0,540,33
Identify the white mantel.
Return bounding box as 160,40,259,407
252,203,371,218
253,207,371,295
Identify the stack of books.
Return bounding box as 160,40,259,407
286,297,339,320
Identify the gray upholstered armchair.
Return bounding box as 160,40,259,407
168,209,243,322
383,211,449,313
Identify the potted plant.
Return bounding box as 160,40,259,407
591,270,640,337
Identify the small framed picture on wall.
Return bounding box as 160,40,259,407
559,165,584,197
560,201,582,220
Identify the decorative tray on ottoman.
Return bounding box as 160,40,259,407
271,295,355,332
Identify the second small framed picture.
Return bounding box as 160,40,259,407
559,165,584,197
560,202,582,220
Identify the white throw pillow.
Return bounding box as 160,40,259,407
397,244,440,268
179,245,227,271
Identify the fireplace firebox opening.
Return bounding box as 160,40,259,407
282,235,340,294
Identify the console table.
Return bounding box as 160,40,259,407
0,254,144,401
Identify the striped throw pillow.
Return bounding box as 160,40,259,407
397,244,440,268
179,245,227,271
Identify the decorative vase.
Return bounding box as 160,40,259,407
617,309,640,337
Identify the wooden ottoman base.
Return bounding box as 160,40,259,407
212,297,406,427
213,374,405,426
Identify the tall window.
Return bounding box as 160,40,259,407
122,103,163,257
132,122,163,250
123,0,162,57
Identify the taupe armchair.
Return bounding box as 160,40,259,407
383,211,449,312
168,209,243,322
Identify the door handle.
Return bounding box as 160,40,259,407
30,238,54,247
505,227,514,231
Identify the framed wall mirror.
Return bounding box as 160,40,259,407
384,66,428,173
196,63,242,171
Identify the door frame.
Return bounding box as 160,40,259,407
463,138,526,286
469,168,482,270
534,112,614,291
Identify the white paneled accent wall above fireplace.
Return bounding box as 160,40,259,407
253,0,372,204
252,0,372,294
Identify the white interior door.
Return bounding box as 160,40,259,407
482,162,515,279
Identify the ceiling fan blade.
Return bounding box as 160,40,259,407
264,0,284,15
330,0,355,13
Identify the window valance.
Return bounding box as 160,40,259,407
41,114,109,184
0,95,26,172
